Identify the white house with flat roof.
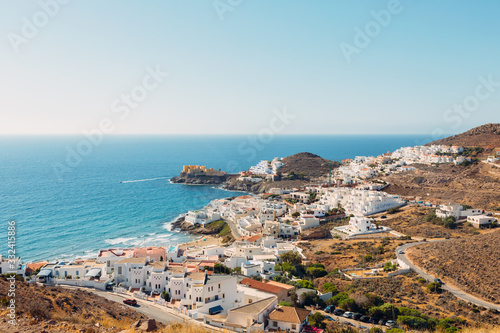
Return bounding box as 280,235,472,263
467,215,497,228
436,204,483,219
334,216,390,236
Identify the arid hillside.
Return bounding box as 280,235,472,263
408,230,500,305
0,277,159,332
377,206,484,239
280,152,340,178
380,162,500,209
427,123,500,148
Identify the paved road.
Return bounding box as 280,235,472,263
396,241,500,311
225,218,242,238
60,286,183,324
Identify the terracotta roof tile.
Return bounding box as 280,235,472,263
268,306,310,324
240,278,284,295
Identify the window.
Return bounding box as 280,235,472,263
107,261,110,267
292,324,296,330
76,271,79,276
218,284,220,289
273,321,278,327
118,267,122,275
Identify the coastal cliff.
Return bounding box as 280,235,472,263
170,164,238,184
170,174,231,185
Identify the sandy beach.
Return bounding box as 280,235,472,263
178,234,222,248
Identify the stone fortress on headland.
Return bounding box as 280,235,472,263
181,165,226,177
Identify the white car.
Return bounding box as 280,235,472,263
343,311,354,318
386,320,396,327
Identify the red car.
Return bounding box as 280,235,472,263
123,299,137,306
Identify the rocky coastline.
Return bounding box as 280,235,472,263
170,215,223,235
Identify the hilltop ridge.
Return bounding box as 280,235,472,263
427,123,500,148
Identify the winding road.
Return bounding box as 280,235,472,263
396,241,500,311
61,285,183,324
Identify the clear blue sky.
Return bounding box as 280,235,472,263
1,0,499,135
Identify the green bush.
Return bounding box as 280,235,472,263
279,301,293,307
386,329,404,333
321,282,338,294
161,291,170,301
369,303,399,319
398,306,423,317
426,282,442,293
306,266,327,278
397,315,428,329
308,312,326,329
339,297,357,312
282,262,295,272
383,262,397,272
369,328,383,333
296,279,315,289
327,292,349,306
213,263,231,274
0,296,10,307
281,251,302,265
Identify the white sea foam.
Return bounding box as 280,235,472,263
120,177,170,184
105,237,138,245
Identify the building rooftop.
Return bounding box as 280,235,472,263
115,257,148,264
240,278,284,295
206,274,234,284
228,296,276,315
268,306,310,324
266,280,295,291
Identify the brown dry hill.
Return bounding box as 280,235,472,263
226,152,340,193
0,277,161,332
408,230,500,305
427,123,500,148
279,152,340,178
380,162,500,209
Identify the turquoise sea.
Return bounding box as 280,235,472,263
0,135,436,262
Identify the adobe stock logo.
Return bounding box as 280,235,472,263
442,75,499,129
340,0,406,64
7,0,71,54
213,0,243,21
237,107,295,162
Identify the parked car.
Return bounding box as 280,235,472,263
123,299,137,306
398,250,404,254
434,278,444,284
105,282,116,291
369,317,380,324
381,215,387,219
352,313,362,320
333,309,344,316
343,311,354,319
378,318,387,325
386,320,396,327
359,315,370,322
325,305,335,313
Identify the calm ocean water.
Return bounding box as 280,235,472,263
0,135,434,262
